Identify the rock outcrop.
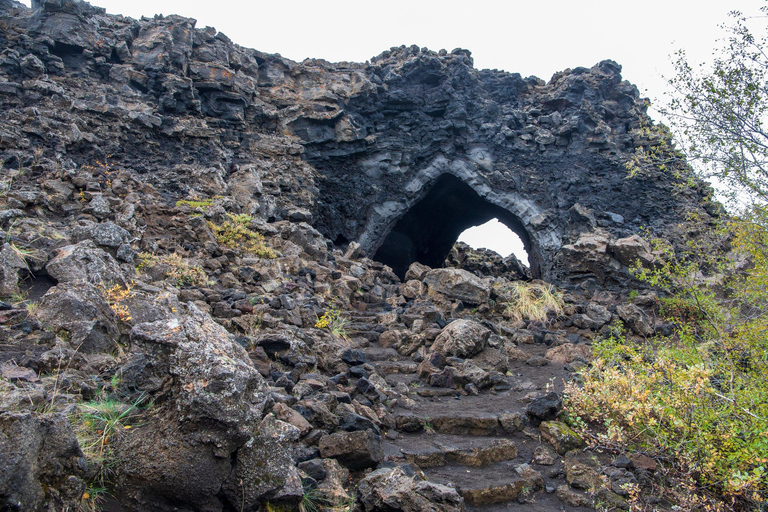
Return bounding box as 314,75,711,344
0,0,717,288
0,1,724,511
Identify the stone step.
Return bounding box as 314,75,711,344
345,321,387,332
424,462,527,506
384,433,517,468
392,394,526,436
347,330,382,343
359,346,402,361
384,372,421,388
375,360,418,375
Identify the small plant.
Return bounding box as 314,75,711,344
423,417,435,435
498,281,564,323
78,483,107,512
101,282,134,322
135,252,207,287
314,307,348,338
299,488,332,512
175,198,214,210
70,393,147,489
208,213,276,259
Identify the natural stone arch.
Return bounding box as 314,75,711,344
371,173,541,279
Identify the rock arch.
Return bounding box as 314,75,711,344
370,173,540,280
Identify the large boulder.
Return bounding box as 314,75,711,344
0,243,27,297
610,235,654,268
72,221,132,249
35,282,120,353
357,466,465,512
318,429,383,471
558,233,615,282
114,304,275,511
422,268,490,305
0,411,86,511
431,319,491,358
616,303,654,337
45,240,126,286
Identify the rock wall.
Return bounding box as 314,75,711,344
0,0,717,288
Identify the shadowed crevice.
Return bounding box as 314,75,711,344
373,174,540,280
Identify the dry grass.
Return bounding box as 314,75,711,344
500,281,564,323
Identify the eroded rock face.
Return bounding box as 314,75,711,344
0,412,86,511
357,466,466,512
0,0,717,289
115,304,273,511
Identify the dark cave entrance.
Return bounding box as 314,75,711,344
373,174,540,280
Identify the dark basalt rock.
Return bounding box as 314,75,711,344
0,0,715,289
0,3,723,510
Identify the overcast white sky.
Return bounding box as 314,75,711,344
19,0,766,259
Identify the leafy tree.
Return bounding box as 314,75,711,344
663,6,768,207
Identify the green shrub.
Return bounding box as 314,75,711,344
566,215,768,508
208,214,276,259
175,198,214,210
136,252,208,287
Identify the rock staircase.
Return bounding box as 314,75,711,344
340,293,595,511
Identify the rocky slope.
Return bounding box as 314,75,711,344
0,0,716,511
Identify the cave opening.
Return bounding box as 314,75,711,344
458,218,529,266
372,174,540,280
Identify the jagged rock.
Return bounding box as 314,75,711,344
405,262,431,281
573,302,613,331
315,458,352,504
533,444,558,465
45,240,126,287
564,451,605,492
545,343,592,364
35,282,120,353
422,268,490,305
499,412,525,433
115,304,271,511
357,466,465,512
616,303,654,336
272,402,312,436
72,221,132,248
444,241,530,280
610,234,654,268
539,421,584,455
556,484,593,508
318,429,383,471
220,414,304,509
526,392,562,423
0,243,27,297
604,466,638,497
0,411,86,511
515,463,544,492
431,319,490,358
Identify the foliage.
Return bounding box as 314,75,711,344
100,282,134,322
496,281,564,323
136,252,208,287
175,198,214,210
70,393,148,496
314,307,348,338
208,213,276,258
662,6,768,206
566,217,768,508
623,123,694,190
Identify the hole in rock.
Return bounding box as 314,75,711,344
373,174,539,280
458,218,529,266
